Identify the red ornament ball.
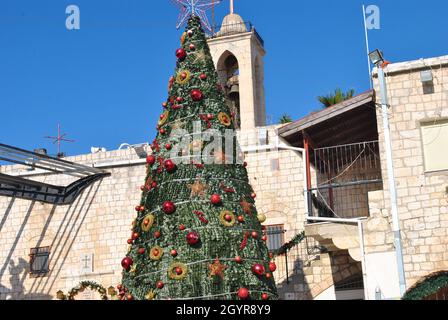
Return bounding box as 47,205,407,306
243,161,248,167
140,185,145,191
156,281,164,289
251,192,257,199
164,159,177,173
162,102,168,108
237,288,249,299
160,128,166,135
181,72,188,79
162,201,176,214
210,194,222,205
146,155,156,165
132,232,139,240
121,257,133,271
127,239,133,245
187,29,194,37
175,48,187,60
138,248,145,255
186,231,200,245
117,284,122,290
261,235,268,242
269,262,277,272
135,205,144,212
127,294,134,300
154,231,161,238
151,181,158,189
179,224,186,231
200,73,207,80
235,256,243,263
265,272,272,279
237,215,245,223
175,267,183,275
176,96,184,103
165,143,172,150
224,214,233,222
261,293,269,300
189,44,196,51
206,113,214,120
251,231,258,239
191,89,203,101
252,263,265,276
170,249,178,257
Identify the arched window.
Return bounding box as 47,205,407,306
217,51,241,129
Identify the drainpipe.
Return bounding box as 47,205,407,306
305,215,369,300
377,66,407,297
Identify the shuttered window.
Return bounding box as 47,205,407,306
421,119,448,172
265,225,285,251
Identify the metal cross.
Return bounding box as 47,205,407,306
44,124,75,157
170,0,222,33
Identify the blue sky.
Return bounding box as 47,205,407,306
0,0,447,156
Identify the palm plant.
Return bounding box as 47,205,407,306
318,88,355,108
279,114,293,124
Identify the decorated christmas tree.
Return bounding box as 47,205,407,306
118,7,278,300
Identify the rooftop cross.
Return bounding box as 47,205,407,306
44,124,75,157
171,0,222,33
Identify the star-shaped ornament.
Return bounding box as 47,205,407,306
240,198,253,215
208,257,227,279
192,50,207,64
129,265,137,275
170,119,186,131
188,177,208,198
170,0,223,33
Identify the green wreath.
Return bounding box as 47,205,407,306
56,281,112,300
403,271,448,300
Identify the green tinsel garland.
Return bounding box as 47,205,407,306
271,231,305,258
403,271,448,300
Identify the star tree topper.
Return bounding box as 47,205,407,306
170,0,223,33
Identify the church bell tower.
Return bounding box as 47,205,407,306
207,0,266,131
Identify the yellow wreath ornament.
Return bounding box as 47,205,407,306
219,211,236,227
141,214,155,232
176,70,191,85
149,246,164,261
168,262,188,280
218,112,232,127
158,110,170,127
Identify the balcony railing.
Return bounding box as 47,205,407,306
307,141,383,219
208,21,264,46
270,230,325,285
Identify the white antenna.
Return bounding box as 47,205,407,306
362,5,373,89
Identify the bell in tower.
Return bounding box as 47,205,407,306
223,54,241,129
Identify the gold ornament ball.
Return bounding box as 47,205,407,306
257,214,267,223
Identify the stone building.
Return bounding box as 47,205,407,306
0,7,447,300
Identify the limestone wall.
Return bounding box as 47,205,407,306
0,127,305,299
368,56,448,288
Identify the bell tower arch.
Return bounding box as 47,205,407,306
207,2,266,131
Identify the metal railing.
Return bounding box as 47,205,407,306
308,141,383,219
270,230,325,285
209,21,264,46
